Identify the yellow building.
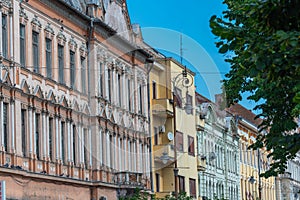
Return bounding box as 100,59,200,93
150,58,198,198
227,104,276,200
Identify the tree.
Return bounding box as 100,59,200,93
210,0,300,178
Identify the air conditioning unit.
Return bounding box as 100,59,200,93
158,125,165,133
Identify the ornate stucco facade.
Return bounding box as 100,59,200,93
196,93,240,200
226,103,276,200
276,152,300,200
0,0,151,199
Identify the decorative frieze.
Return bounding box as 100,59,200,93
79,41,87,58
44,22,54,40
19,7,28,25
31,15,42,33
69,36,77,52
57,28,66,46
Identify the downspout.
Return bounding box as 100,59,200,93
146,58,154,194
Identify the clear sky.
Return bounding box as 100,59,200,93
127,1,257,110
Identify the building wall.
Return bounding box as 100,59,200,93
195,96,240,200
150,58,198,199
0,0,151,199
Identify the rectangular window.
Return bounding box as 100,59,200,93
21,109,26,156
188,136,195,156
2,15,7,58
20,24,26,66
72,125,76,164
156,173,160,192
186,93,193,115
98,62,102,96
139,84,143,114
176,131,183,152
152,81,157,99
81,57,86,93
154,127,158,145
118,74,121,106
58,44,64,84
70,51,75,88
32,31,39,73
128,79,131,111
49,117,53,161
107,69,111,101
3,103,8,152
174,87,182,108
61,121,65,164
189,178,196,198
46,38,52,78
178,176,185,192
84,129,88,167
35,113,40,159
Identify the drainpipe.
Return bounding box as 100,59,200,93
145,58,154,194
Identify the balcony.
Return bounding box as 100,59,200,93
115,171,145,187
152,99,173,118
153,144,175,165
197,156,206,171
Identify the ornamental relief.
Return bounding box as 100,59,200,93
31,15,42,33
44,23,54,40
0,0,12,9
57,28,66,46
69,36,77,52
19,7,28,25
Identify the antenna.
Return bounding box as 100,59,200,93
180,34,183,65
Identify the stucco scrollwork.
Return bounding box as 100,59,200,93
69,36,78,52
19,7,28,25
57,28,67,46
44,23,55,40
31,15,42,33
80,42,87,58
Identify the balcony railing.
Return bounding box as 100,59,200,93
115,171,145,187
152,99,173,117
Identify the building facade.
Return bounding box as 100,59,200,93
0,0,151,199
196,93,240,200
226,103,276,200
276,152,300,200
150,58,198,198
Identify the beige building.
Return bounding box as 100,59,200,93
227,104,276,200
150,57,198,198
0,0,151,199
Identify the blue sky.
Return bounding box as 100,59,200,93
127,1,257,110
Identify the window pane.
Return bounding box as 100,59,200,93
21,109,26,156
61,122,65,164
20,24,26,66
3,103,8,152
70,51,75,88
35,113,40,159
58,45,64,83
49,118,53,160
2,15,8,58
32,32,39,73
46,39,52,78
81,57,86,93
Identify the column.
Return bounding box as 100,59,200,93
42,111,46,158
89,129,92,166
77,123,82,163
70,122,73,162
67,120,70,162
81,126,84,164
104,62,109,100
10,100,15,151
111,67,115,104
55,116,59,160
46,114,49,158
99,128,103,166
113,134,116,170
118,137,121,171
128,140,131,171
122,73,126,109
59,120,62,160
28,107,32,153
33,109,36,154
123,138,127,170
106,131,110,168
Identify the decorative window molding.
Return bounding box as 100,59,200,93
57,28,66,46
44,22,54,40
19,7,28,25
69,36,77,52
0,0,12,9
31,15,42,33
79,41,87,58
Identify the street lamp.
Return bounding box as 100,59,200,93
172,66,193,198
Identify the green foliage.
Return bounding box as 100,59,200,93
119,189,192,200
210,0,300,177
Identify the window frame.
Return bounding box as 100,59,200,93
2,14,8,58
32,31,40,73
188,135,195,156
45,38,52,78
58,44,64,84
20,24,26,66
70,50,76,89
